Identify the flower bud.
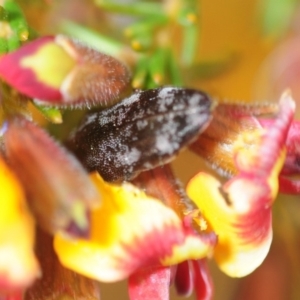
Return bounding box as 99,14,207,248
189,101,279,176
0,35,131,107
4,117,101,236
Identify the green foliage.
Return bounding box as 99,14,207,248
0,0,28,53
258,0,299,39
60,0,200,89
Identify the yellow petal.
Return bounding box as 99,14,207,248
187,172,272,277
161,233,215,266
55,172,214,282
0,156,40,289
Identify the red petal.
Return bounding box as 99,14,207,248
174,261,194,297
0,36,62,101
0,291,24,300
254,91,295,174
261,119,300,176
278,176,300,194
192,259,213,300
128,266,171,300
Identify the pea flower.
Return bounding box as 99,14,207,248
187,91,295,277
54,171,216,283
130,165,214,300
189,93,300,195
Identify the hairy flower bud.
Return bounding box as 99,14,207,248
4,117,101,236
0,35,131,107
189,101,279,176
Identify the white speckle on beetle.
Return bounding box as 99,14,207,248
156,135,177,154
136,119,148,130
158,87,178,99
118,148,141,166
188,94,202,106
85,114,97,125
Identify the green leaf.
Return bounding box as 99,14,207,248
168,50,183,86
0,38,8,54
131,35,153,51
95,0,165,18
124,16,168,38
33,102,63,124
132,56,148,89
0,6,8,20
181,24,199,67
0,0,29,53
59,20,125,58
149,48,168,85
258,0,298,39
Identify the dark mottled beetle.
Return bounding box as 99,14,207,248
66,87,213,182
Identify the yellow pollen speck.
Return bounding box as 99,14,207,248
19,30,29,42
198,217,208,231
191,210,208,231
132,78,143,89
186,13,197,24
131,40,142,51
153,73,164,84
